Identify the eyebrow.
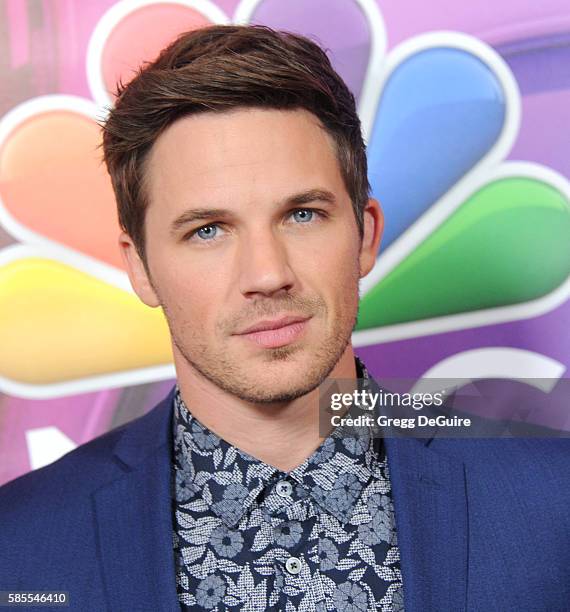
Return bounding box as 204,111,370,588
169,188,337,235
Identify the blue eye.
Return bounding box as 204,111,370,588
292,209,314,223
195,225,218,240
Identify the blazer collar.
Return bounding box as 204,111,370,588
93,384,181,612
112,384,177,469
363,371,469,611
385,435,468,612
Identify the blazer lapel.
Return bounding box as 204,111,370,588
93,386,181,612
384,436,469,612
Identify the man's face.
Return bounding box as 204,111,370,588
122,108,381,403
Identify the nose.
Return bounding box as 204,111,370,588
238,228,296,298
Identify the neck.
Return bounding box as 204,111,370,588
175,347,357,472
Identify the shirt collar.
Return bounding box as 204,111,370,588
172,356,383,527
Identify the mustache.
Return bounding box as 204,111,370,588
223,295,326,334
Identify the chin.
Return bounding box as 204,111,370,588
244,381,319,404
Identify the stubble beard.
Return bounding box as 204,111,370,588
163,279,361,406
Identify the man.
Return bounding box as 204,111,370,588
0,25,568,612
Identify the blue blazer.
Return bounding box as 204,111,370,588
1,385,569,611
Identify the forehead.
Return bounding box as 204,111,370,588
144,107,345,207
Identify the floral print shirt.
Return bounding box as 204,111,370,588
171,357,404,611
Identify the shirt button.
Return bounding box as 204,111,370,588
276,480,293,497
285,556,302,575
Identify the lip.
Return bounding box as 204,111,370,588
236,315,310,335
234,316,311,349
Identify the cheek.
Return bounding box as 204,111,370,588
152,269,197,318
162,269,228,331
331,242,362,306
153,250,200,292
326,235,361,280
296,222,360,273
303,241,360,310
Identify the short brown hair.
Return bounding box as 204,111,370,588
102,24,370,263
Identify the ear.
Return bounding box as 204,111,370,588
359,198,384,278
118,232,160,307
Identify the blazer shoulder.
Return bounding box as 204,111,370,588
432,436,570,465
0,420,123,515
429,436,570,502
0,386,175,516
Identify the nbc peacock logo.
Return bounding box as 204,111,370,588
0,0,568,410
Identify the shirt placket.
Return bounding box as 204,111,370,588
261,476,328,610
